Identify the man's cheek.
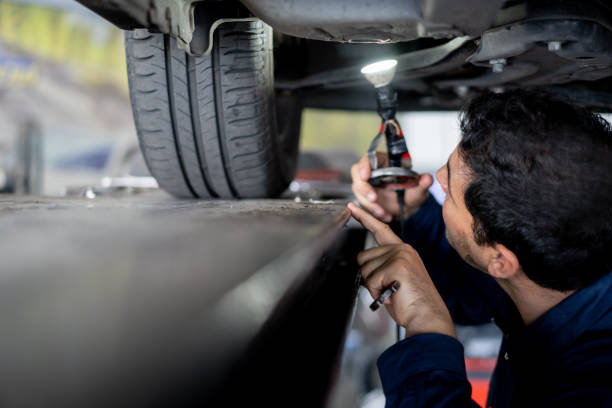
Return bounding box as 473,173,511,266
441,206,454,242
442,202,458,228
441,206,461,248
441,200,450,224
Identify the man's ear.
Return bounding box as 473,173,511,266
487,243,521,279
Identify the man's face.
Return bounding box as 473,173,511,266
435,147,489,271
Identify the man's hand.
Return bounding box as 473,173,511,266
348,202,456,339
350,152,433,222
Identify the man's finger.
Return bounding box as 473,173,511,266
357,245,396,265
351,185,389,219
361,257,398,300
402,173,433,210
360,248,399,281
418,173,434,190
357,154,371,181
348,202,402,245
351,165,377,202
406,174,432,197
350,166,391,219
355,196,388,220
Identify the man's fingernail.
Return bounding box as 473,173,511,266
375,208,384,217
360,169,368,179
384,215,392,222
367,192,376,201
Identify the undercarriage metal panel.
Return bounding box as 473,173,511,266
78,0,612,109
241,0,505,43
76,0,198,51
275,36,475,91
466,19,612,83
77,0,256,54
74,0,150,28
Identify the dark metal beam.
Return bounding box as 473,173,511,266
0,193,359,406
275,36,474,91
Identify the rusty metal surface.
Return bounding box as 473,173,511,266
0,192,355,406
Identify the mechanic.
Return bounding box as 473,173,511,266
348,90,612,407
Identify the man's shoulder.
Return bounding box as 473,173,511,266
548,272,612,374
522,329,612,406
563,325,612,371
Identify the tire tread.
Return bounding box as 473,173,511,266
125,21,301,198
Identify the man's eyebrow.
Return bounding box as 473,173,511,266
446,161,455,202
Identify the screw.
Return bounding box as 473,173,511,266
489,58,507,73
548,41,562,51
455,85,469,97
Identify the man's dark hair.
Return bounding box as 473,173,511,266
459,90,612,291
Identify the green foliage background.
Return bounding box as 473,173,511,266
300,109,379,157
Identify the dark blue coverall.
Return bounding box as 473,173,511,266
377,196,612,407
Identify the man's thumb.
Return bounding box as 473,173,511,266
418,173,434,190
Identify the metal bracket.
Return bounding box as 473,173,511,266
366,119,407,170
147,0,198,52
190,16,259,56
188,2,259,55
75,0,258,55
368,168,419,190
367,131,385,170
145,0,257,55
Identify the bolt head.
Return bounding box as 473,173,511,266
489,58,507,65
548,41,562,51
489,58,507,73
455,85,469,97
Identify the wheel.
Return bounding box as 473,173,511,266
125,21,301,198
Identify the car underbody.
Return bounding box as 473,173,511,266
71,0,612,199
77,0,612,111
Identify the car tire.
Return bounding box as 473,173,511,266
125,21,301,198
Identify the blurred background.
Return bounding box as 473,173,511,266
0,0,135,195
0,0,462,198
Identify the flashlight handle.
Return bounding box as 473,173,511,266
389,154,402,168
376,86,398,120
385,123,403,167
